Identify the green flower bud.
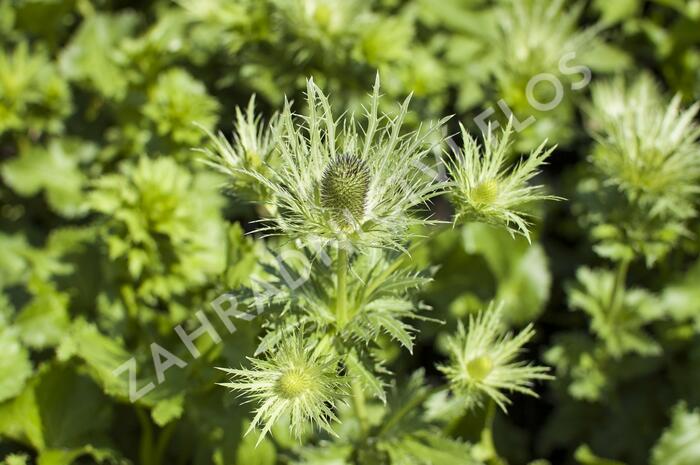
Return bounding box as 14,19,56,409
320,154,371,230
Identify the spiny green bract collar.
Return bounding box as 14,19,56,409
588,73,700,220
446,119,559,243
243,76,450,252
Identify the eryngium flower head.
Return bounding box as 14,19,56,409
588,74,700,219
246,76,448,251
218,336,347,444
439,303,552,411
447,120,558,241
495,0,595,77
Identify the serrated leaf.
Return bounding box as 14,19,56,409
56,319,132,399
382,431,482,465
2,454,29,465
59,13,136,99
345,352,386,403
1,140,94,217
367,313,414,353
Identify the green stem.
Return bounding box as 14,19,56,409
137,408,154,465
609,258,630,317
444,414,462,436
482,398,496,446
351,378,369,434
77,0,95,16
335,248,368,438
153,422,176,465
481,399,505,465
336,246,348,328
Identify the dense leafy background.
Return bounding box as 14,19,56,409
1,0,700,464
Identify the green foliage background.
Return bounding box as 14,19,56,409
1,0,700,464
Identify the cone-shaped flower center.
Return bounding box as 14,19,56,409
277,368,313,399
321,154,371,230
466,354,494,381
471,179,499,205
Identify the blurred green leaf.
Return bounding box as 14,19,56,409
0,328,32,403
652,403,700,465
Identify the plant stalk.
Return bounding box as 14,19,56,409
481,399,506,465
335,247,369,436
609,258,630,316
336,246,348,328
153,422,176,465
351,378,369,434
137,407,154,465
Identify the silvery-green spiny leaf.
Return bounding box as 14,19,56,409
375,371,484,465
201,95,280,204
345,350,386,403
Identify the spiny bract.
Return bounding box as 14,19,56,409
200,96,280,204
588,73,700,219
242,76,449,251
217,336,347,444
439,302,552,412
447,119,558,241
495,0,595,77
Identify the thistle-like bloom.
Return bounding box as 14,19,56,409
588,74,700,219
439,303,552,411
447,120,557,241
495,0,594,77
218,336,347,443
277,0,365,47
243,76,448,251
200,96,279,204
